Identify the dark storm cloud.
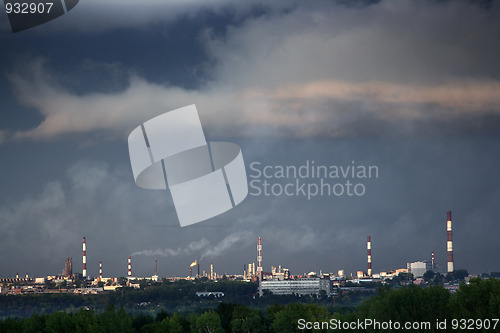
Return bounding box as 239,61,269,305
2,0,500,144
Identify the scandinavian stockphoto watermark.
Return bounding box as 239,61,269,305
249,160,378,199
297,318,499,331
128,105,248,227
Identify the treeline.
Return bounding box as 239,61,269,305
0,280,258,318
0,279,371,319
1,278,499,332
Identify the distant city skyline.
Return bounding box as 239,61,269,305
0,222,489,281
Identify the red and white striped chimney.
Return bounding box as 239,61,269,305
431,251,435,271
257,237,262,275
367,236,372,276
82,237,87,278
99,260,102,279
128,256,132,278
447,211,454,273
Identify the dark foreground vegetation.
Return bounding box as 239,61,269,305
0,278,499,332
0,279,371,319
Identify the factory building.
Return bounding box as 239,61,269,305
270,266,289,280
247,263,256,276
62,258,72,277
407,261,432,278
260,277,331,296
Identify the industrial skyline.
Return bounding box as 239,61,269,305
1,211,476,281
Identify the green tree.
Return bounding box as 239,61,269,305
99,304,133,333
271,303,330,333
432,272,444,285
22,314,47,333
118,277,128,286
423,270,435,282
230,304,268,333
391,272,414,285
132,312,153,332
73,308,97,332
155,310,170,322
215,303,236,333
357,284,451,324
194,310,224,333
0,318,23,332
166,312,191,333
44,312,76,333
450,278,500,318
139,279,149,289
452,269,469,281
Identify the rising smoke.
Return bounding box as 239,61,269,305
131,231,254,261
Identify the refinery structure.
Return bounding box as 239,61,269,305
0,211,464,295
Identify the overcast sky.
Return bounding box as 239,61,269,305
0,0,499,279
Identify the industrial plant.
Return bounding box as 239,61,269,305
0,211,473,295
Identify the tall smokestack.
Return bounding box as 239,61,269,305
82,237,87,278
99,260,102,279
210,263,214,280
447,211,454,273
431,251,435,271
257,237,262,276
128,256,132,278
63,258,72,277
155,259,158,276
367,236,372,276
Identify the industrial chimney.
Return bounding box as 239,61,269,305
257,237,262,276
82,237,87,278
99,260,102,279
367,236,372,276
447,211,454,273
128,256,132,278
431,251,435,271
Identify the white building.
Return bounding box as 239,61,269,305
260,278,331,296
407,261,432,278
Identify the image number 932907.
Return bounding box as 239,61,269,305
3,0,79,32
